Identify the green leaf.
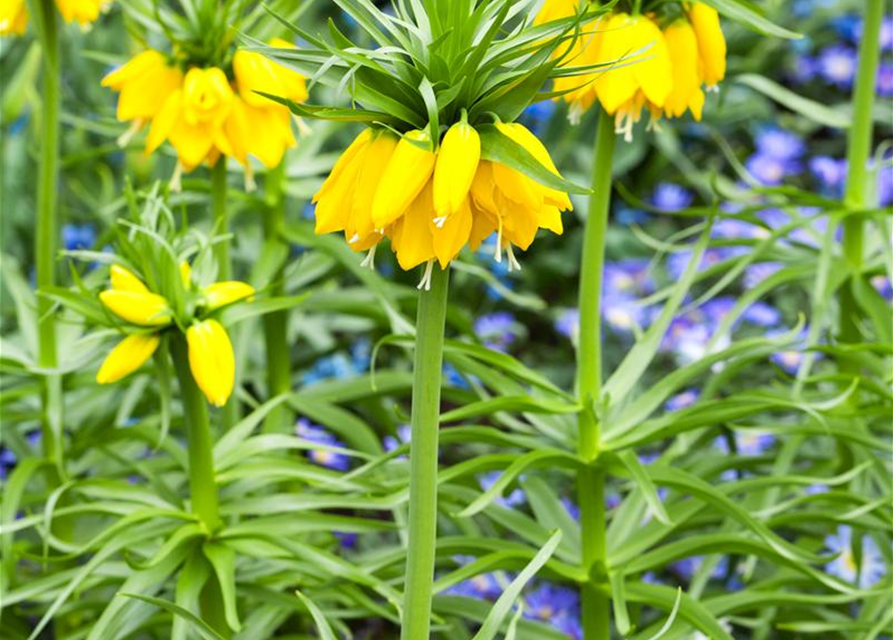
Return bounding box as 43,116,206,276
737,74,850,129
295,591,341,640
470,530,563,640
203,542,242,632
625,582,734,640
478,124,591,195
700,0,801,39
122,594,228,640
617,451,672,526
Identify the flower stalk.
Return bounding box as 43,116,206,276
211,160,238,429
170,333,221,532
262,163,292,431
575,108,616,639
840,0,883,346
34,0,61,465
400,265,450,640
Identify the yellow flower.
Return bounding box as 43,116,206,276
110,263,150,293
372,129,436,230
534,0,602,123
202,281,255,311
313,129,372,235
433,122,481,219
100,290,172,327
2,0,110,34
96,333,160,384
687,2,726,88
661,20,705,121
313,123,570,276
54,0,109,26
102,50,183,124
0,0,28,35
224,42,308,170
186,319,235,407
148,67,233,171
595,12,672,140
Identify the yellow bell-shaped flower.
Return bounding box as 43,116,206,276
346,131,399,250
662,19,705,120
100,290,173,327
96,333,160,384
371,129,437,229
54,0,108,26
102,50,184,123
186,319,235,407
110,264,150,293
433,122,481,219
202,281,256,311
687,2,726,88
0,0,28,35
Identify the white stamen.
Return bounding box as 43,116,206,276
348,233,361,244
495,216,504,264
647,115,662,133
116,119,143,147
707,84,720,93
169,161,185,193
615,111,634,143
244,164,257,193
360,244,377,270
506,244,522,272
568,103,584,126
433,216,447,229
296,116,311,137
417,260,435,291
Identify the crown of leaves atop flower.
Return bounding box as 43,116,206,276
255,0,612,133
100,0,309,188
250,0,603,284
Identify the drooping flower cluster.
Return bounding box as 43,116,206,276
312,120,572,284
1,0,110,35
97,264,253,406
537,1,727,138
102,40,307,188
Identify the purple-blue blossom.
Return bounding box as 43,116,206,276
651,182,694,212
825,526,886,589
479,471,526,508
746,152,801,186
715,431,776,456
754,126,805,161
816,44,858,88
474,312,519,353
295,418,351,471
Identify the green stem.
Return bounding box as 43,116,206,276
211,160,231,280
211,160,238,429
35,0,61,467
840,0,883,347
400,265,450,640
262,163,292,432
575,108,615,640
170,334,221,532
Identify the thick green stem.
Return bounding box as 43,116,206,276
211,160,238,429
262,164,292,432
170,335,221,532
35,0,61,467
211,160,231,280
575,108,615,640
400,266,450,640
840,0,883,348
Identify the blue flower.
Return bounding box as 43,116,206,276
754,126,805,161
832,14,862,42
715,431,775,456
809,156,847,196
334,531,358,549
302,340,370,386
615,204,650,225
445,569,505,600
443,363,472,390
604,259,655,296
666,389,700,412
0,447,17,480
741,301,782,327
882,15,893,51
520,100,556,136
62,223,97,251
383,424,411,454
295,418,351,471
744,261,783,289
651,182,694,212
474,312,519,353
745,153,801,186
816,44,858,89
479,471,526,508
825,526,886,588
767,328,817,374
878,62,893,97
789,54,818,85
524,583,580,631
871,276,893,302
555,309,579,342
878,163,893,207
